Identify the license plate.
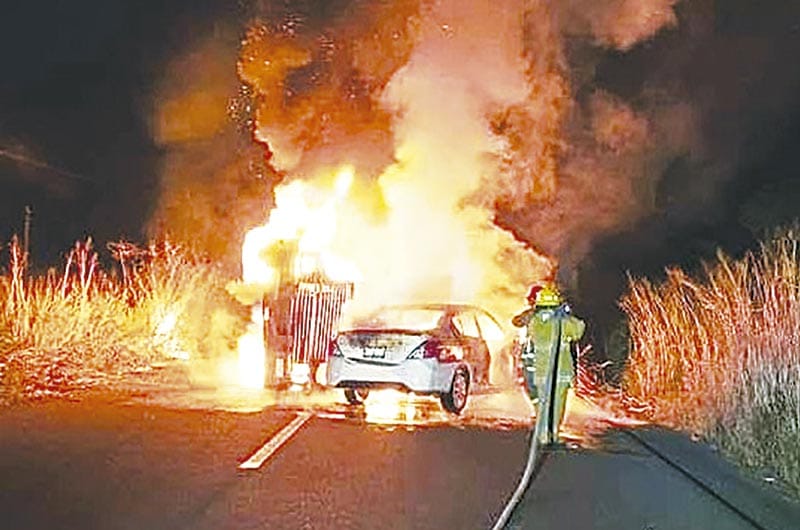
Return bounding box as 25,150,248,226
362,347,386,359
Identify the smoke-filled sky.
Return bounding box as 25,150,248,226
1,1,799,344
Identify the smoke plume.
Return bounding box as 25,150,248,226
560,0,681,50
230,0,687,321
149,0,691,324
145,25,277,271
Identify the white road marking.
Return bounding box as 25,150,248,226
239,411,314,470
314,411,348,420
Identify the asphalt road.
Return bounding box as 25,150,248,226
0,393,529,530
507,432,759,530
0,387,786,530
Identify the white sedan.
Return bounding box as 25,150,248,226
326,304,505,414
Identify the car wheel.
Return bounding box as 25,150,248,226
441,368,469,414
344,388,370,405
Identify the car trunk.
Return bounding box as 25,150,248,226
336,330,429,365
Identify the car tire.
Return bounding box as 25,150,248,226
441,367,469,414
344,388,370,405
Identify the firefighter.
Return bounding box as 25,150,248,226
512,282,585,445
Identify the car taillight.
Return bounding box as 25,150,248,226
424,341,441,359
408,341,461,361
424,341,459,362
329,339,343,357
408,340,437,360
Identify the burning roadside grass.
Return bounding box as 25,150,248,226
621,227,800,497
0,237,247,404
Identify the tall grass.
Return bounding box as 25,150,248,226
0,237,246,401
621,229,800,495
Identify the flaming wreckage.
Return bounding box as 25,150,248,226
236,235,503,415
248,241,354,387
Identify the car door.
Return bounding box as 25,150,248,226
475,310,507,358
451,310,491,384
475,309,511,386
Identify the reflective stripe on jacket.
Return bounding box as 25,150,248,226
514,305,585,379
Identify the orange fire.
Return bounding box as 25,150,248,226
153,306,189,361
363,389,419,424
231,150,546,388
236,312,267,390
233,166,359,388
148,1,689,365
241,165,358,286
229,1,570,388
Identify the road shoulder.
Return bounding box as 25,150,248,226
628,426,800,530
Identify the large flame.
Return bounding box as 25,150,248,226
236,310,266,389
241,166,358,286
149,0,690,322
235,1,558,325
234,166,360,387
230,1,551,389
224,0,687,389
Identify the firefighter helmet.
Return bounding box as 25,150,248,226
526,284,544,304
527,283,561,307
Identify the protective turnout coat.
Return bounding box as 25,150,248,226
512,304,585,443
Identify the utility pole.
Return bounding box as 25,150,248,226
23,205,32,271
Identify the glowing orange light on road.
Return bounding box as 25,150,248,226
237,318,266,389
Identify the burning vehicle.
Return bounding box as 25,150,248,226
230,165,542,392
326,304,507,414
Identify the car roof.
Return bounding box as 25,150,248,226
379,303,493,317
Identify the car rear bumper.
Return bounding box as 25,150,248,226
326,356,459,393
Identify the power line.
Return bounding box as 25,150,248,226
0,147,98,184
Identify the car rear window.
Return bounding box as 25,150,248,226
358,307,446,332
453,312,481,338
476,312,505,341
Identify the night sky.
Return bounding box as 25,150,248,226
579,1,800,336
1,1,799,343
0,1,238,262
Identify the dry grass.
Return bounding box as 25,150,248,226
0,237,246,402
621,228,800,495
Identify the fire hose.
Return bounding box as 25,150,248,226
491,306,566,530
